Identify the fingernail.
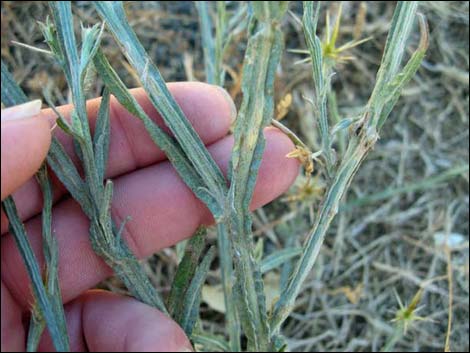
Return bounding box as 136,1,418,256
216,86,237,123
177,348,193,352
1,99,42,122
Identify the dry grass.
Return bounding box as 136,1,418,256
2,1,468,351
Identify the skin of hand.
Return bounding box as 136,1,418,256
0,82,299,352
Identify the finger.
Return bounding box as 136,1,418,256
1,100,51,200
1,281,24,352
1,82,235,233
1,128,298,309
38,290,192,352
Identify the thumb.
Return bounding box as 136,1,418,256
1,100,52,200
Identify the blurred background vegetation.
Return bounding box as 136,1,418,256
1,1,468,351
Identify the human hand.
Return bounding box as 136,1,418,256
1,82,298,351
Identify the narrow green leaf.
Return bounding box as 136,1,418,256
47,138,92,214
44,91,86,166
195,1,216,84
229,14,284,213
191,332,230,352
48,2,81,114
92,51,220,214
38,16,64,62
260,247,303,274
278,223,297,292
328,91,347,156
168,228,206,319
79,23,105,78
272,334,289,352
368,1,419,127
196,0,231,86
98,180,113,240
1,61,28,105
36,166,70,347
252,2,289,22
378,2,419,85
303,1,334,172
377,14,429,129
26,309,45,352
180,246,216,336
2,199,69,352
43,92,78,138
93,88,111,181
215,223,241,352
215,1,228,86
330,117,357,137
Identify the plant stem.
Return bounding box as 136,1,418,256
195,1,216,85
227,3,287,350
270,124,377,332
303,1,334,174
271,1,427,335
216,223,242,352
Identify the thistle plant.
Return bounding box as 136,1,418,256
382,288,428,352
270,1,428,333
1,1,428,351
292,2,373,66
